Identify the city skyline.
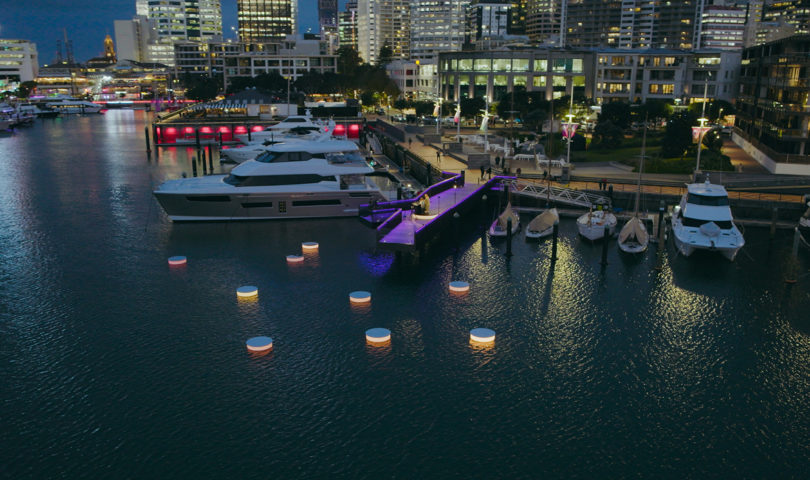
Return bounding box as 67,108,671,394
0,0,331,65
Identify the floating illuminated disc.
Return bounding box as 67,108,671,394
246,336,273,352
168,256,187,266
449,281,470,293
365,328,391,343
470,328,495,343
301,242,319,251
286,255,304,263
350,291,371,303
237,285,258,297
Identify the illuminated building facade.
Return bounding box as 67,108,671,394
410,0,470,63
357,0,410,64
338,0,359,49
237,0,297,42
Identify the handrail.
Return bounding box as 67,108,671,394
376,208,404,240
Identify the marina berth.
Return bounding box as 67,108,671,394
671,177,745,261
234,115,323,144
153,143,391,221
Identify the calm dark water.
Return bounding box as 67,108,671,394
2,111,810,479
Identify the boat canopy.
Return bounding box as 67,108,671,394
497,203,518,229
528,208,559,232
618,216,648,244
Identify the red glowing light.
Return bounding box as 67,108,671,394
251,125,264,132
166,128,177,134
333,124,346,135
234,126,247,133
200,127,213,133
183,127,195,134
349,124,359,132
218,126,231,133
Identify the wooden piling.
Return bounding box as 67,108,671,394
600,225,609,265
506,217,513,257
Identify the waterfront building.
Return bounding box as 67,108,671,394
174,40,244,78
338,0,359,49
220,36,338,91
526,0,563,46
735,34,810,174
438,47,738,105
357,0,410,64
115,17,152,63
0,39,39,86
237,0,297,42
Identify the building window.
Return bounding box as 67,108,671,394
474,59,491,72
513,59,529,72
513,75,527,87
532,76,547,88
493,58,510,72
533,59,548,72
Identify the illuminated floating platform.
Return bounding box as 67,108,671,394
365,328,391,343
286,255,304,263
349,291,371,303
168,256,187,266
449,281,470,293
246,336,273,352
301,242,319,251
237,285,259,297
470,328,495,343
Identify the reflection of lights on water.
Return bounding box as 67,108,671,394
357,251,395,277
286,254,304,263
302,242,319,251
168,255,187,265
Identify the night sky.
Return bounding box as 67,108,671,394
1,0,325,66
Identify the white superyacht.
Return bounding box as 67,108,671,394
153,143,391,221
671,176,744,261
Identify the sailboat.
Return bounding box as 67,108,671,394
526,208,559,239
577,204,617,241
489,202,520,237
618,116,650,253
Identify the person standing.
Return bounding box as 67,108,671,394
480,165,486,179
436,151,441,165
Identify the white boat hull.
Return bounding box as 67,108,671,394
489,219,520,237
672,224,743,261
525,226,553,239
577,211,617,241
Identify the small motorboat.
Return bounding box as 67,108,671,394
577,206,617,241
489,202,520,237
525,208,559,240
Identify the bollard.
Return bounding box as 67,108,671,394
145,126,151,153
551,223,558,261
195,128,201,148
506,217,513,257
600,225,609,265
786,227,801,283
247,125,252,142
219,132,223,148
397,185,403,200
208,146,214,172
191,156,198,177
770,207,778,239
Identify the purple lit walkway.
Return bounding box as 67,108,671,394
377,181,491,249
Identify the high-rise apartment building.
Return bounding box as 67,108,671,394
357,0,410,64
147,0,222,42
526,0,562,45
410,0,470,63
237,0,297,42
467,2,512,45
0,39,38,83
696,4,746,50
339,0,359,49
319,0,339,34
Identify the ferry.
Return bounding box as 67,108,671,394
671,177,745,261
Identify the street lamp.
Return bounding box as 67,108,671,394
694,70,711,178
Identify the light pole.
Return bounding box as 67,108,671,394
694,70,710,178
286,75,291,115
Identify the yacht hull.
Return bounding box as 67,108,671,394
154,190,386,221
672,227,742,261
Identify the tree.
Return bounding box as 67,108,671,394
377,44,393,67
639,99,671,129
590,120,624,149
336,46,362,76
185,76,219,101
661,111,698,158
598,101,632,130
17,80,37,98
459,97,485,119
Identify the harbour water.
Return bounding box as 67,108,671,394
2,111,810,478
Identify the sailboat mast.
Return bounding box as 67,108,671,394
634,113,648,216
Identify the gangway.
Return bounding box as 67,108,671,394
509,180,610,208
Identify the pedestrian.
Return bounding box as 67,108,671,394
486,167,492,179
408,137,412,150
495,156,501,167
601,178,607,190
543,170,548,179
436,150,441,165
608,184,613,199
480,165,486,179
516,167,522,177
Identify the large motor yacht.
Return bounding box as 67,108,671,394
234,115,323,144
45,100,104,114
671,177,745,261
221,131,334,163
153,143,391,221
